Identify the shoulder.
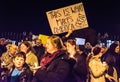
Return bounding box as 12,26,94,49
22,64,33,74
89,57,98,65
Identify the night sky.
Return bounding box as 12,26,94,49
0,0,120,35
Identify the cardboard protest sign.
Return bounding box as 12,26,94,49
46,2,88,34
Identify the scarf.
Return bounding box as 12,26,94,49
40,50,60,69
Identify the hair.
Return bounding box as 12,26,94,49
18,41,36,54
107,42,119,54
66,39,76,46
6,44,18,51
35,38,41,42
14,52,26,60
0,38,6,42
48,35,65,49
93,46,101,55
66,39,78,51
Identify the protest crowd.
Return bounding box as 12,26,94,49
0,29,120,82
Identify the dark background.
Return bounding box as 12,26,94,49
0,0,120,36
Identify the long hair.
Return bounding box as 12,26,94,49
66,39,77,50
107,42,120,55
48,35,65,50
18,41,36,54
93,46,101,56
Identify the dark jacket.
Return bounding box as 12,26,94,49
73,52,88,82
33,44,45,63
32,50,76,82
0,63,33,82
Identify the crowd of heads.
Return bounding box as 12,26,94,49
0,35,119,82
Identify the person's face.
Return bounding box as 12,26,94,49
20,44,28,53
36,39,42,46
13,56,25,69
45,39,56,54
9,47,18,55
101,47,107,54
115,46,120,54
66,42,75,53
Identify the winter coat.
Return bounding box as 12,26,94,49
32,50,76,82
0,63,33,82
